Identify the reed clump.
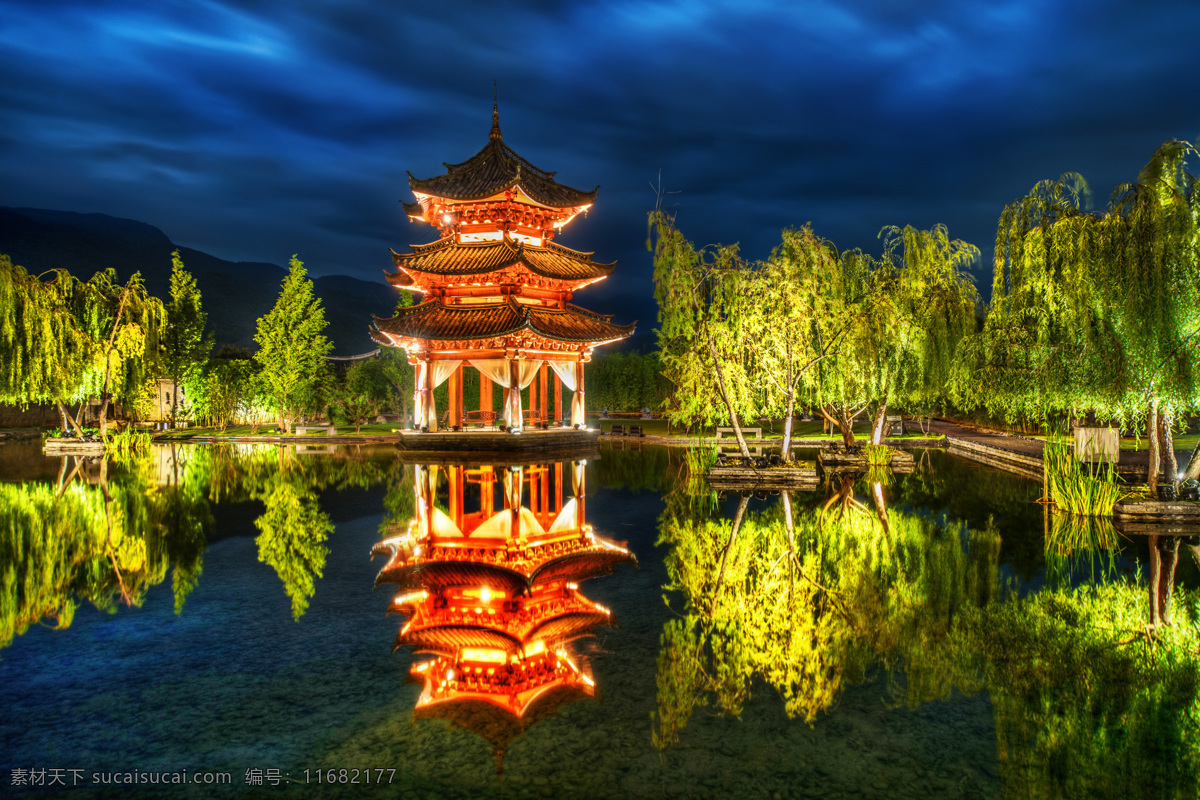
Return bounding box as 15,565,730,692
862,443,894,467
106,426,152,458
1044,438,1123,516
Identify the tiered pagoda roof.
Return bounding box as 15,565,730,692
375,99,634,357
371,299,635,350
403,137,597,211
371,529,635,595
387,237,614,289
388,583,612,654
408,645,594,720
401,105,597,227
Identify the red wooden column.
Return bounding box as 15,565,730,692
479,371,492,418
554,368,563,425
448,464,463,528
539,364,548,426
481,466,494,517
530,364,540,422
448,364,462,429
554,462,563,513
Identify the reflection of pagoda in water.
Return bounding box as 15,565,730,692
372,456,634,758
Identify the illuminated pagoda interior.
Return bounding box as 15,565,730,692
372,458,635,758
372,95,636,432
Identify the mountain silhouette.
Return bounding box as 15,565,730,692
0,206,396,356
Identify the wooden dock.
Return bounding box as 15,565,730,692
708,461,820,492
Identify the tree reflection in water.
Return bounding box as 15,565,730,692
0,443,396,646
656,458,1200,798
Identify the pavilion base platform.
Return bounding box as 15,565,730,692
395,427,600,460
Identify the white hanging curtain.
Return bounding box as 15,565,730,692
548,361,576,391
571,460,586,498
549,498,578,533
470,359,511,387
517,360,542,388
510,360,543,429
423,360,462,430
413,362,430,431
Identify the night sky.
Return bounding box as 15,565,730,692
2,0,1198,328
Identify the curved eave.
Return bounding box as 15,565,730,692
372,300,636,347
375,560,531,595
401,199,426,221
529,546,638,586
396,625,523,654
524,611,613,644
407,139,599,209
389,238,615,283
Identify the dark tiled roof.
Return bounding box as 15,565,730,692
408,139,598,208
373,299,635,344
390,237,614,282
401,199,424,218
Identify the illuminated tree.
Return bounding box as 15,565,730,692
959,141,1200,495
254,255,333,433
161,251,212,427
874,224,980,441
0,256,162,436
650,211,759,457
749,225,853,455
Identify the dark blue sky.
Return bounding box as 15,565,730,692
2,0,1198,327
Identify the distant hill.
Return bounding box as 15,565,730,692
0,207,396,356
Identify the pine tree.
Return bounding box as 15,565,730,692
162,251,212,427
254,255,332,432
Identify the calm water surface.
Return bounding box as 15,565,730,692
1,441,1197,799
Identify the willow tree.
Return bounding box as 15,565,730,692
650,212,757,457
962,141,1200,495
0,256,162,435
749,225,854,456
0,255,91,429
803,248,882,447
652,472,1001,747
876,224,980,441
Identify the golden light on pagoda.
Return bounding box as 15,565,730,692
372,98,635,433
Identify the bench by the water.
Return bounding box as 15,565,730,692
716,426,763,456
607,423,645,437
294,425,337,436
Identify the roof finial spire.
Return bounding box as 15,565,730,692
490,81,502,141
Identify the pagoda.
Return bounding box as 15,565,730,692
372,457,635,765
372,97,635,432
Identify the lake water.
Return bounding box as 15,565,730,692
1,441,1197,799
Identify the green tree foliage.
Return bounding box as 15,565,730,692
191,348,260,431
753,226,868,451
873,224,980,440
254,255,333,432
253,468,333,621
950,582,1200,799
650,212,760,455
333,360,388,433
652,475,1000,746
0,453,209,648
162,250,212,426
0,256,163,435
586,351,671,413
957,141,1200,495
